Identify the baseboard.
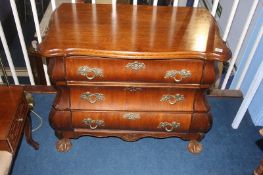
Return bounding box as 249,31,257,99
208,89,243,98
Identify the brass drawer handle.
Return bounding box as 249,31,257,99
123,113,140,120
164,69,191,82
158,121,180,132
83,118,105,130
126,61,145,71
160,94,184,105
78,66,103,80
80,92,105,104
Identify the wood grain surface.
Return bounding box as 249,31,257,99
40,4,231,61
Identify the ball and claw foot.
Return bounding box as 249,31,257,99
188,140,203,154
56,139,72,152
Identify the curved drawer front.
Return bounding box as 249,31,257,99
70,86,199,112
65,57,207,84
72,111,192,132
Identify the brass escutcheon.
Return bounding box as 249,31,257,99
123,113,140,120
164,69,191,82
78,66,103,80
125,61,145,71
160,94,184,105
80,92,105,104
82,118,105,130
124,87,142,92
158,121,180,132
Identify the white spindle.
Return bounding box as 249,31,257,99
234,25,263,89
153,0,158,6
10,0,35,85
30,0,51,85
112,0,117,5
51,0,56,11
133,0,137,5
232,60,263,129
211,0,220,17
222,0,239,41
221,0,259,89
193,0,199,7
0,76,2,83
92,0,96,4
30,0,42,43
173,0,178,7
72,0,76,3
0,22,19,85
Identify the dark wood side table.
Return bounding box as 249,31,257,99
0,86,39,154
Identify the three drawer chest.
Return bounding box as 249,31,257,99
40,3,231,153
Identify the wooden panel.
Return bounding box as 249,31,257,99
65,57,206,84
39,4,231,61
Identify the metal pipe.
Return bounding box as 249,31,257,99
10,0,35,85
221,0,259,89
0,22,19,84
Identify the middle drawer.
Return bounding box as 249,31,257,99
70,86,202,112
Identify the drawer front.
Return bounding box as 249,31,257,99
70,86,198,112
7,100,28,153
72,111,192,132
65,57,206,84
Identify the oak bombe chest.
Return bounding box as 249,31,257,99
39,3,231,153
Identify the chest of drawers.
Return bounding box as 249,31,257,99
39,4,231,153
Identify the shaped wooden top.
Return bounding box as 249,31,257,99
40,3,231,61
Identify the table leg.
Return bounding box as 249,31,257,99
24,113,39,150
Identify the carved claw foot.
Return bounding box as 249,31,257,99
56,139,72,152
259,128,263,136
187,140,203,154
254,160,263,175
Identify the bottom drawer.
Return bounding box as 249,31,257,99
72,111,191,132
50,109,212,133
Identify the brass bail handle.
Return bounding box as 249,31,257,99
164,123,174,132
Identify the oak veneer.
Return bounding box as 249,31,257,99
39,4,231,153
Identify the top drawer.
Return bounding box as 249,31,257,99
64,57,214,84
